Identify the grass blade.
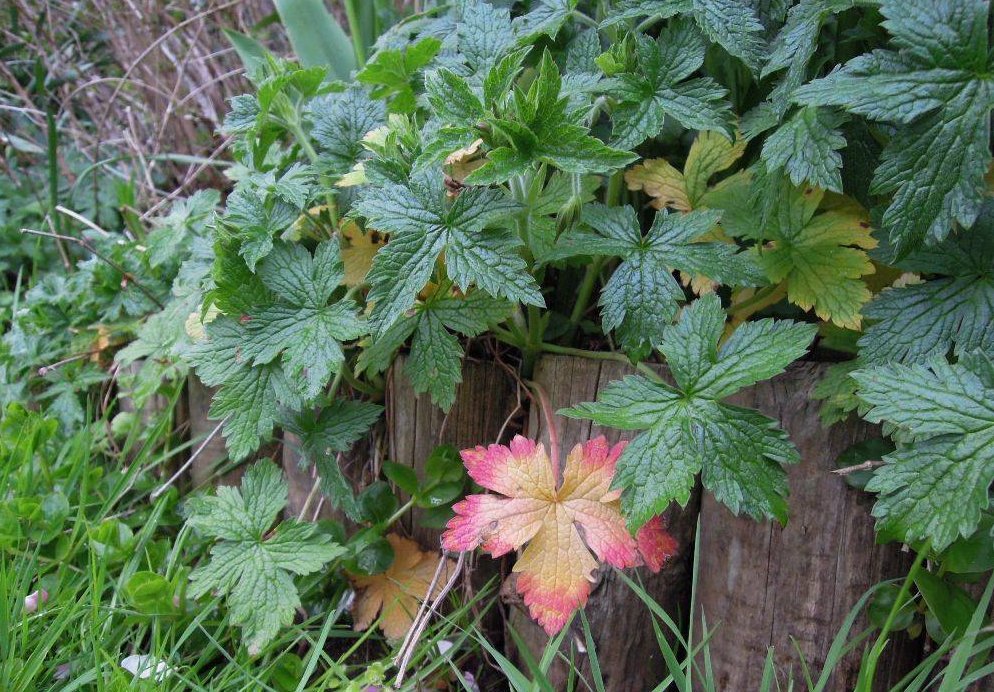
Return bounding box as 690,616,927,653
273,0,356,79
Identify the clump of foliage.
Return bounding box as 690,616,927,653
139,0,994,651
5,0,994,686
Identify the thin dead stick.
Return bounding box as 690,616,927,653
55,205,111,237
832,460,884,475
44,215,73,272
95,0,244,134
394,550,466,686
139,135,233,221
495,386,523,445
150,416,229,499
296,463,326,521
20,228,164,308
37,350,100,376
310,496,326,523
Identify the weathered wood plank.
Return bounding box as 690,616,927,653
388,356,520,547
187,374,241,488
695,361,921,690
387,355,520,649
282,426,377,523
510,355,700,692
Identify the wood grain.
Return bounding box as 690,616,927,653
695,361,921,690
388,356,520,547
509,355,701,692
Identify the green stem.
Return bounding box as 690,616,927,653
858,542,930,691
539,342,664,383
522,305,544,378
571,10,599,29
327,369,345,401
563,170,624,345
604,169,625,207
45,104,72,272
385,498,415,528
341,366,381,397
565,256,604,343
727,282,788,325
492,324,524,348
342,0,367,66
288,120,321,165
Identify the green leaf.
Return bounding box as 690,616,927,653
222,94,262,135
762,0,859,116
281,399,383,519
424,444,463,484
688,0,767,73
941,515,994,574
221,184,295,271
124,572,175,614
855,355,994,550
562,295,816,528
720,180,877,329
308,86,386,176
793,0,994,253
761,107,848,192
409,291,514,410
418,481,464,508
456,0,517,71
858,213,994,366
600,0,689,28
358,37,442,113
915,570,978,639
602,0,776,72
273,0,356,79
245,241,365,399
512,0,577,41
223,29,269,75
357,482,399,524
425,68,486,127
382,461,419,496
609,19,734,148
465,52,636,181
552,203,762,354
187,324,305,460
354,175,539,335
407,312,464,411
347,530,395,575
187,461,345,654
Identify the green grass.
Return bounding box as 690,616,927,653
1,397,991,691
0,398,512,691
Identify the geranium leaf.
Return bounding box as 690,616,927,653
442,436,675,634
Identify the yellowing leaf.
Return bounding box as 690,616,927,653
444,138,486,183
625,158,691,212
336,162,368,188
89,325,113,362
290,204,335,241
351,534,455,640
625,130,748,295
756,188,876,329
442,435,675,634
625,130,745,211
185,304,221,342
340,220,387,287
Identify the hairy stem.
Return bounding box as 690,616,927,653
727,282,788,326
565,256,604,344
385,498,415,527
526,379,560,477
539,342,664,383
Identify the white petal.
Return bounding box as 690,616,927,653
120,654,173,682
